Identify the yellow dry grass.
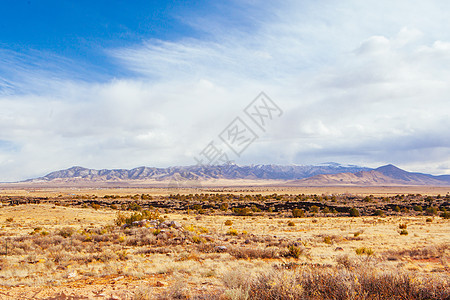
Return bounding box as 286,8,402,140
0,188,448,299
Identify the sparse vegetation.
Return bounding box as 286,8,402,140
349,207,360,217
292,208,305,218
356,247,374,255
0,190,448,298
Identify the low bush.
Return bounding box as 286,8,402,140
349,207,360,217
356,247,374,255
115,210,160,226
413,205,423,212
440,211,450,219
292,208,305,218
232,207,253,216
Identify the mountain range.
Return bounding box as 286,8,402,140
23,163,450,186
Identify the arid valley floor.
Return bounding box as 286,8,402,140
0,186,449,299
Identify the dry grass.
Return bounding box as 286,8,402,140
0,192,449,299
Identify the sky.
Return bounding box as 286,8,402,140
1,0,450,181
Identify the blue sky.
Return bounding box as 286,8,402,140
1,0,450,181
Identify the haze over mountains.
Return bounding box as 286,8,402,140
22,163,450,186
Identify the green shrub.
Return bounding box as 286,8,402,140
220,203,229,211
224,220,233,226
425,206,438,215
349,207,360,217
232,207,253,216
413,205,423,212
292,208,305,218
310,206,320,213
127,202,142,211
251,205,261,212
115,210,160,226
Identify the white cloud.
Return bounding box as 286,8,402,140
1,0,450,181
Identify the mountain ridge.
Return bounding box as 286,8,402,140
23,163,450,186
29,163,371,182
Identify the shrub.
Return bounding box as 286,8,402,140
440,211,450,219
349,207,360,217
251,205,261,212
394,206,401,212
400,229,408,235
292,208,305,218
399,223,407,229
232,207,253,216
227,228,238,236
127,202,142,211
425,206,438,215
413,205,423,212
355,247,374,255
323,236,332,245
310,205,320,213
374,209,385,216
286,245,304,258
287,221,295,227
220,203,229,211
426,218,433,223
57,227,74,238
224,220,233,226
115,210,160,226
191,236,203,244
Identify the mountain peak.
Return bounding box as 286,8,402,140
376,164,402,171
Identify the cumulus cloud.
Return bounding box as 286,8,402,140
1,0,450,181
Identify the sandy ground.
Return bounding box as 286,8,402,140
0,188,448,299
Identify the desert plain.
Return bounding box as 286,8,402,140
0,186,448,299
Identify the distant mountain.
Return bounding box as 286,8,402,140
24,163,450,186
290,164,450,186
28,163,371,182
